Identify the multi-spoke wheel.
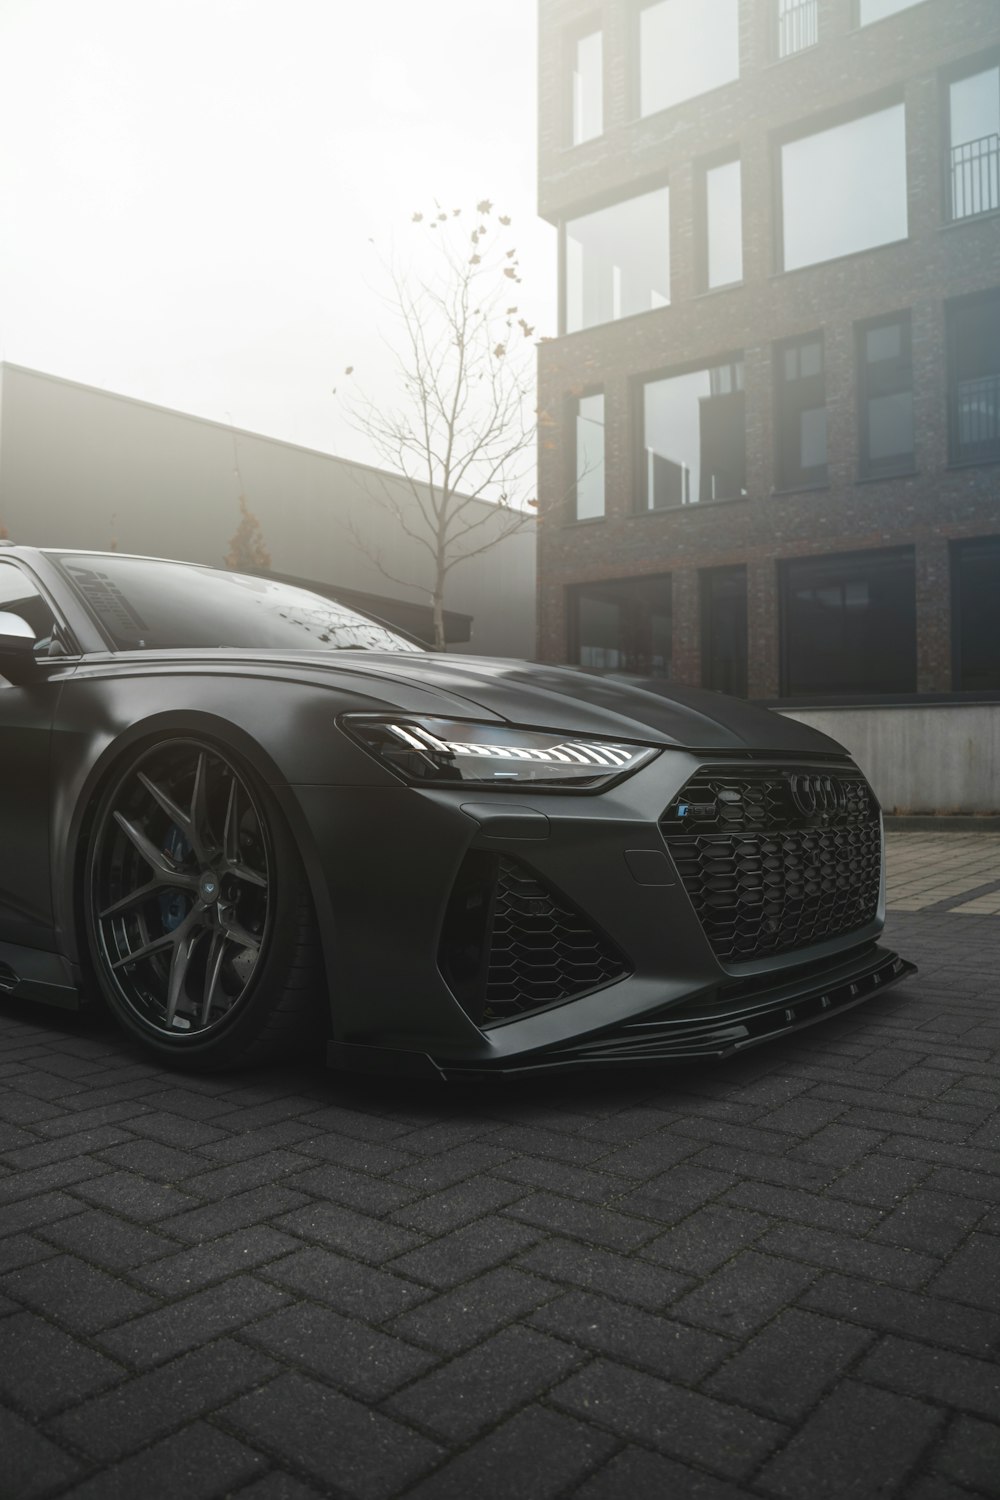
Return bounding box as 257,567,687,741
85,737,322,1067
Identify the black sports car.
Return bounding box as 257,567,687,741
0,544,914,1075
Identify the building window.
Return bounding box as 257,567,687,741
701,567,747,698
781,549,916,696
952,538,1000,691
948,65,1000,222
637,0,739,118
564,188,670,333
700,156,743,289
780,103,908,271
641,358,745,510
572,392,605,520
948,290,1000,467
857,312,914,478
775,334,827,489
569,26,603,145
857,0,923,24
775,0,818,60
570,575,672,676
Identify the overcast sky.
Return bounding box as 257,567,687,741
0,0,555,464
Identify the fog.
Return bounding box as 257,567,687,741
0,0,555,462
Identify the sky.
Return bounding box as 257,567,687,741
0,0,555,465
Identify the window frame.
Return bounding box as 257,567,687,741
854,0,927,27
565,16,604,149
779,547,917,698
567,573,674,678
700,565,748,699
773,331,828,492
637,353,747,513
696,150,744,293
560,179,672,335
946,287,1000,469
773,92,908,274
951,536,1000,692
631,0,741,121
773,0,819,62
942,52,1000,225
568,388,607,523
855,310,915,480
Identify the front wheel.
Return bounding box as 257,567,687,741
84,736,324,1069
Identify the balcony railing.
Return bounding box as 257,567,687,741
776,0,819,58
951,134,1000,221
957,373,1000,458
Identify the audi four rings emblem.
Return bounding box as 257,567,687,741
789,773,847,817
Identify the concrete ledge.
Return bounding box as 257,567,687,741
778,703,1000,816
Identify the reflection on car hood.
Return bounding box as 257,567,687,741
106,648,846,755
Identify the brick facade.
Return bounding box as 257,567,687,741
535,0,1000,698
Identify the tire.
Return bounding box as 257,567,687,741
83,735,325,1069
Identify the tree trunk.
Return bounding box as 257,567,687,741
432,588,446,651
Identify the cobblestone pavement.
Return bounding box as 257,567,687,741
2,836,999,1500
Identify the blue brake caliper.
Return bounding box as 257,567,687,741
159,825,192,932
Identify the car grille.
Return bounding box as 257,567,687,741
660,765,882,966
439,852,628,1025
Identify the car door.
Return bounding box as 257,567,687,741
0,558,75,952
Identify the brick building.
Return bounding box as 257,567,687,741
535,0,1000,714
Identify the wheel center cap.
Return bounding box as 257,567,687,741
199,871,220,904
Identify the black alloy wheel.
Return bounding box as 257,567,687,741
85,736,322,1067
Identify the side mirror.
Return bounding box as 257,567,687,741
0,612,38,684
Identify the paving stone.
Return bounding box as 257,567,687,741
616,1164,737,1226
227,1476,328,1500
929,1234,1000,1312
755,1379,944,1499
72,1170,199,1222
930,1415,1000,1495
704,1309,874,1422
639,1204,773,1276
244,1301,437,1399
388,1266,555,1353
825,1155,932,1207
492,1154,621,1201
800,1273,1000,1357
59,1420,267,1500
131,1226,300,1296
388,1218,541,1289
669,1251,818,1338
503,1190,657,1251
517,1235,690,1310
95,1139,209,1181
592,1132,702,1180
276,1164,416,1218
221,1371,443,1499
857,1336,1000,1421
0,1188,81,1235
0,1232,56,1274
182,1149,311,1197
293,1134,417,1174
757,1224,937,1290
871,1190,987,1257
272,1201,423,1263
0,1125,132,1169
0,1311,125,1417
529,1289,731,1382
551,1358,787,1482
402,1405,618,1500
0,1157,110,1204
48,1338,278,1460
95,1274,291,1368
386,1325,585,1443
2,1252,155,1333
39,1209,180,1271
387,1140,514,1194
258,1245,430,1321
160,1185,311,1242
575,1447,752,1500
0,1406,83,1498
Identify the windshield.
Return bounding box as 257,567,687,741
53,555,425,654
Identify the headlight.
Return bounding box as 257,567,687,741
342,716,660,789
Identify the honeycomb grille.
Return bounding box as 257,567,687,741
484,858,627,1022
660,766,882,965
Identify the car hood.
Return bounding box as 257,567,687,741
91,647,847,755
349,654,847,755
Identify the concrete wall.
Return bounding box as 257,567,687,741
780,704,1000,815
0,364,537,659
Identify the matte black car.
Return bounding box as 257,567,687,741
0,544,914,1075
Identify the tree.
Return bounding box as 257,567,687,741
225,495,272,571
339,198,536,649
